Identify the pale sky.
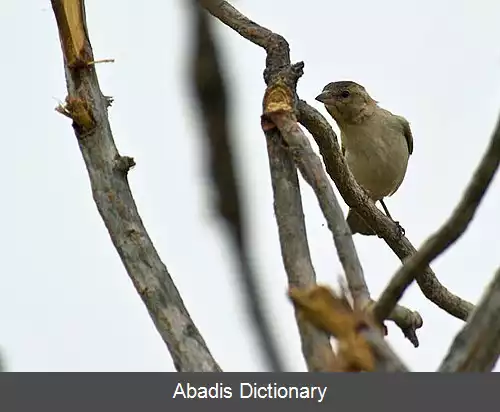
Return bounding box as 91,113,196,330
1,0,499,372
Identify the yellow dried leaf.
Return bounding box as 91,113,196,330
289,285,375,372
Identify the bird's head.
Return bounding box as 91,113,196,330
315,81,377,125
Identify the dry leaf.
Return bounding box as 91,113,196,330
289,285,376,372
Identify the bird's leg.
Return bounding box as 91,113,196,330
379,199,393,219
380,199,405,237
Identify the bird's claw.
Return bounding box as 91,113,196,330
394,221,405,237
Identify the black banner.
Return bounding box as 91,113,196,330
0,373,493,411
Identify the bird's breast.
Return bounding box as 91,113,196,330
342,121,409,200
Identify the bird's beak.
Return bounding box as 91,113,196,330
315,91,333,104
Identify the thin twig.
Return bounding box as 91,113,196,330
439,267,500,372
386,304,422,347
373,114,500,323
87,58,115,65
51,0,220,372
190,0,284,372
297,100,475,321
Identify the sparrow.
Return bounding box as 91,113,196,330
315,81,413,235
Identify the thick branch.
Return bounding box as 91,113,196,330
191,0,284,372
51,0,220,372
297,100,475,321
265,130,336,371
374,115,500,323
269,108,370,309
200,0,273,48
200,0,289,84
439,267,500,372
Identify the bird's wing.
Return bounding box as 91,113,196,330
395,115,414,156
387,116,414,197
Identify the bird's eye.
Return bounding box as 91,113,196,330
341,90,350,98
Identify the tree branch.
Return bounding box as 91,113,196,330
190,0,284,372
199,0,336,371
51,0,220,372
297,100,475,321
265,130,336,371
271,98,371,310
374,115,500,323
201,0,422,350
439,267,500,372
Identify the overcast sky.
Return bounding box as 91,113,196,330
1,0,499,372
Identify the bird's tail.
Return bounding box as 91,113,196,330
346,209,376,236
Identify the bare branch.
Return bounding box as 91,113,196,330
439,267,500,372
265,131,336,371
297,100,475,321
190,0,284,372
200,0,274,48
374,116,500,323
200,0,335,371
269,104,370,309
386,304,422,348
200,1,422,348
359,328,410,372
51,0,220,372
200,0,290,84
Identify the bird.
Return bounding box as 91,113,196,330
315,81,413,236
